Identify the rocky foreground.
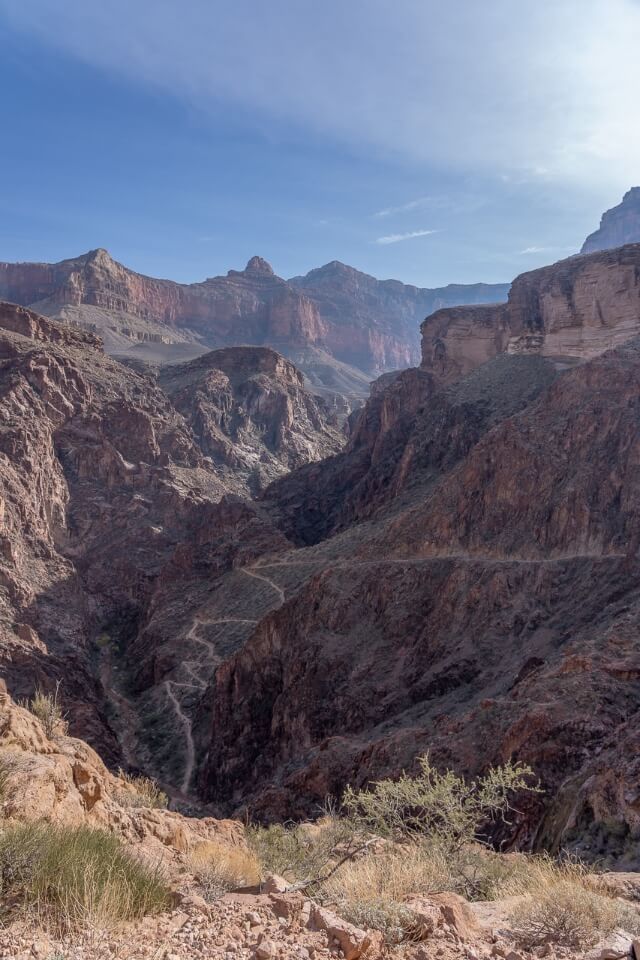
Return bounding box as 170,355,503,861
1,690,639,960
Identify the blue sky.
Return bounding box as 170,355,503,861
1,0,638,287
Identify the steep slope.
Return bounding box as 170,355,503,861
0,249,509,384
191,247,640,857
7,238,640,862
421,242,640,383
0,302,338,794
0,301,226,762
582,187,640,254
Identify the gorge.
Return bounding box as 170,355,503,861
2,232,640,868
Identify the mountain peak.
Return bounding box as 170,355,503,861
81,248,116,269
244,255,274,276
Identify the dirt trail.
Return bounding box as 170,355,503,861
260,552,627,569
240,566,286,604
99,549,626,800
164,679,196,795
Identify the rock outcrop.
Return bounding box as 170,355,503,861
158,346,343,495
582,187,640,254
0,691,241,859
6,238,640,864
421,243,640,383
290,260,510,372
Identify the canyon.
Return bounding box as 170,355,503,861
2,235,640,871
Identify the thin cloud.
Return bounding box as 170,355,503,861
374,229,438,245
374,197,431,218
519,245,576,255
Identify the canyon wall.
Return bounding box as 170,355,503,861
421,243,640,382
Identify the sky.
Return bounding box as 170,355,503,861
1,0,639,288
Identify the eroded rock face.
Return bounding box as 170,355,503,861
290,259,509,372
582,187,640,254
6,235,640,866
0,691,242,861
264,354,557,546
421,243,640,383
158,346,343,496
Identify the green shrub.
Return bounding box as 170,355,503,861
342,755,537,850
0,823,171,930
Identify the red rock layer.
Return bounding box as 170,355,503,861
201,340,640,862
0,250,509,376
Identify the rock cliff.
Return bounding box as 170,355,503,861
290,260,510,372
421,243,640,382
158,346,343,495
582,187,640,253
6,239,640,863
202,338,640,863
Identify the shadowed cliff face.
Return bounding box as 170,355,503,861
582,187,640,254
6,239,640,863
0,301,339,789
203,338,640,862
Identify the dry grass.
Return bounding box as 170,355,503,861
0,754,13,809
320,842,453,943
316,841,640,947
506,857,640,948
189,840,261,901
28,684,68,739
0,823,171,932
114,770,168,810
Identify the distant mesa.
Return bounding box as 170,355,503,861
0,247,510,393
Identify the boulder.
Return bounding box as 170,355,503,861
308,903,382,960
